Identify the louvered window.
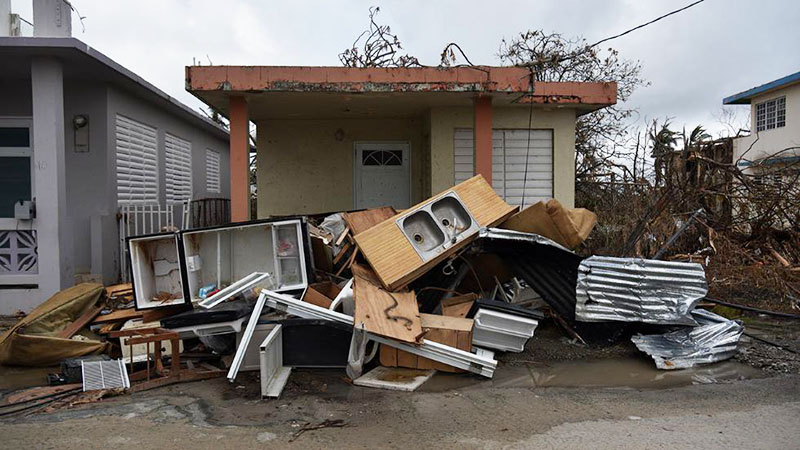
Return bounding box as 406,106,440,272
116,114,158,204
206,149,221,194
165,133,192,203
453,128,553,207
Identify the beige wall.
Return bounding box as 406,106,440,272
256,118,425,217
428,106,578,207
733,83,800,171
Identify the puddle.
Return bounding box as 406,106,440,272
527,358,763,389
421,358,764,392
0,365,57,390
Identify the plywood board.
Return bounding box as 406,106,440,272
441,293,478,319
353,277,422,343
343,207,397,235
355,175,517,291
91,308,143,324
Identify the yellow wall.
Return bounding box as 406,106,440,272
256,106,579,217
256,118,425,217
428,106,578,207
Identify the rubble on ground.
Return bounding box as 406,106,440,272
1,174,793,414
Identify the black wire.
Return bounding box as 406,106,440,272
589,0,707,49
703,297,800,319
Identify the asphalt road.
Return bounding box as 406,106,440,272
2,371,799,449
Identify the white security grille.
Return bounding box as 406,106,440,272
206,149,221,193
116,114,158,204
454,128,553,207
165,133,192,203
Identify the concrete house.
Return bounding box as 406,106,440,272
723,71,800,176
0,0,230,313
186,65,617,222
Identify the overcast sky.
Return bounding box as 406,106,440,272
13,0,800,135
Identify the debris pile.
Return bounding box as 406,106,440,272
0,174,750,403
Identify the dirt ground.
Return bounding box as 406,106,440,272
1,314,799,449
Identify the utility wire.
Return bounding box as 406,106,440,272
590,0,707,49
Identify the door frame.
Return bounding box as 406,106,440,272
352,141,412,209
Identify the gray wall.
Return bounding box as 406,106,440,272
0,78,32,115
63,81,110,279
106,87,231,205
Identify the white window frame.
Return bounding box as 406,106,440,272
206,149,221,194
0,117,34,226
755,96,786,132
0,117,37,284
165,132,193,203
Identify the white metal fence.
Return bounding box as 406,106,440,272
118,203,187,282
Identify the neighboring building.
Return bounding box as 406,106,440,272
0,1,230,313
723,71,800,176
186,65,617,222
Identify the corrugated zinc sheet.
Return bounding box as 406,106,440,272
575,256,708,325
474,229,626,344
631,309,744,370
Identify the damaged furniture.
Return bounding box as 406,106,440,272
179,218,313,306
355,175,516,290
128,233,187,310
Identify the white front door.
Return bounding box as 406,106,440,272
354,142,410,210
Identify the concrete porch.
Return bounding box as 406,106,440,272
186,66,617,219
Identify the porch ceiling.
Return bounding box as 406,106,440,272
186,66,617,120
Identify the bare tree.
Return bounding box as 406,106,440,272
498,30,648,183
339,7,420,68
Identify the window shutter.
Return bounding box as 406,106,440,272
116,114,158,204
452,128,553,207
206,149,221,194
165,133,192,203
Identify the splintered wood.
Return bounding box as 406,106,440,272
343,207,397,235
353,277,422,343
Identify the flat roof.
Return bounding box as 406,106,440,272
0,37,229,140
186,66,617,120
723,70,800,105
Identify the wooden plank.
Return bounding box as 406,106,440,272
350,263,382,286
140,304,190,323
343,207,397,235
441,293,478,318
353,277,422,343
385,314,474,372
56,303,105,339
91,308,142,325
303,282,340,308
355,175,517,291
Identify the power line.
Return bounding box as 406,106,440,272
588,0,707,49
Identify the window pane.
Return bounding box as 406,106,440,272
0,128,30,147
0,157,32,217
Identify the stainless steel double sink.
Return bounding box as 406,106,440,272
396,191,480,262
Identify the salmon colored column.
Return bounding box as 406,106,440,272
229,96,250,222
473,95,493,184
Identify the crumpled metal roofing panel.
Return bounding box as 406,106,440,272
575,256,708,325
631,309,744,370
474,228,625,344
